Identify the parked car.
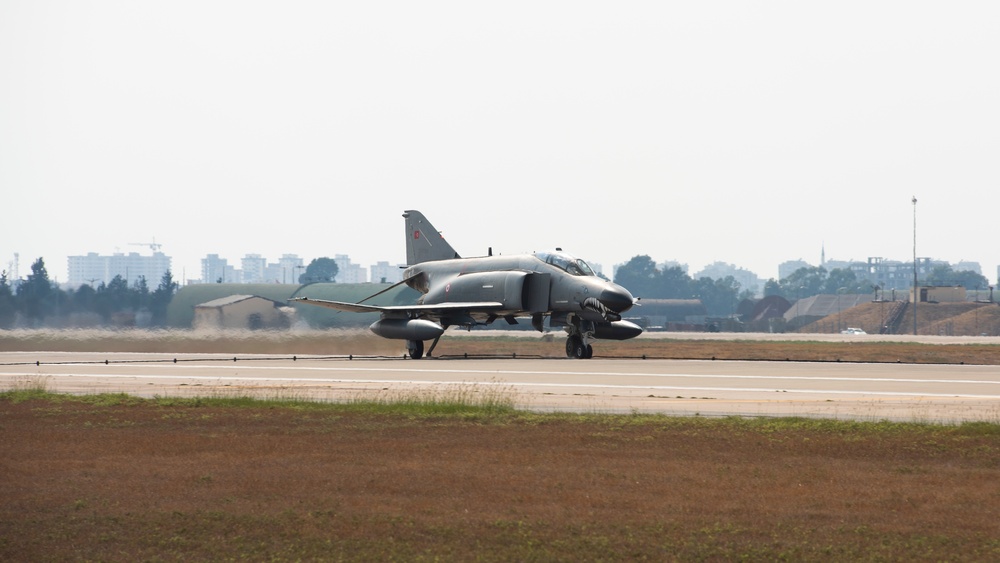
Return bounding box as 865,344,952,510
840,327,867,335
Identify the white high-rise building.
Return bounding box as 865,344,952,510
370,261,404,284
67,253,108,286
778,260,812,281
261,254,305,283
334,254,367,283
241,254,267,284
68,252,171,287
201,254,234,284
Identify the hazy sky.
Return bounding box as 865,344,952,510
2,2,998,285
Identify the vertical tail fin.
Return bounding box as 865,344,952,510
403,210,461,265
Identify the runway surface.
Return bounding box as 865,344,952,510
3,351,999,422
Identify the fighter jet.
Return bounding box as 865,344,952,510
290,210,642,359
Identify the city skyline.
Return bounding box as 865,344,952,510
31,245,989,292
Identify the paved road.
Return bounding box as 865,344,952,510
2,352,999,423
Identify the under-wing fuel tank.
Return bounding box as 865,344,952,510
369,318,446,341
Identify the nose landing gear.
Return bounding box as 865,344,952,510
565,333,594,359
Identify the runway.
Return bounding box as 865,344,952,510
3,351,999,422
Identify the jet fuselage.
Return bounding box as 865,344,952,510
403,251,636,327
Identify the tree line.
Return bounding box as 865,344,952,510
0,258,178,329
761,264,989,300
4,255,989,329
613,255,990,316
0,256,342,329
613,256,754,317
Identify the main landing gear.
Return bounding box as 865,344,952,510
406,339,424,360
406,334,443,360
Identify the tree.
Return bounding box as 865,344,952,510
692,276,742,317
779,266,827,299
95,275,131,322
660,266,694,299
613,255,660,298
762,278,784,298
16,258,54,324
132,276,150,311
71,284,98,318
299,258,339,283
150,270,179,326
925,265,989,290
822,268,870,295
0,271,15,328
954,270,990,291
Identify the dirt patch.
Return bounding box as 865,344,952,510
2,398,999,560
799,301,1000,337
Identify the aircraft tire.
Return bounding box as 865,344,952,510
566,335,587,359
585,344,593,359
408,340,424,360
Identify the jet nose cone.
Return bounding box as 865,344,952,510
600,285,635,313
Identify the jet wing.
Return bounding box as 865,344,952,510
289,297,385,314
289,297,505,314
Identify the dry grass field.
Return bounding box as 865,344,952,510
2,391,1000,561
798,301,1000,338
2,327,1000,365
3,329,1000,560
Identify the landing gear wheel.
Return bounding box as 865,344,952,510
408,340,424,360
566,335,587,359
585,344,594,359
565,335,579,358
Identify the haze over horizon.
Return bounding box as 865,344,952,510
3,3,998,285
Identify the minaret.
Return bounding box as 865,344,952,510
820,243,825,268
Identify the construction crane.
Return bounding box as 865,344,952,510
129,239,162,252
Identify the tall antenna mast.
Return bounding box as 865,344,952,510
912,196,918,335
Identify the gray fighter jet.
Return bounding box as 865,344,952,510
291,210,642,359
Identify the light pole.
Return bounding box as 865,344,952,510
874,284,884,334
793,286,804,332
837,287,847,333
912,196,918,335
975,285,980,335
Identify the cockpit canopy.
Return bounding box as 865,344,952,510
534,251,597,277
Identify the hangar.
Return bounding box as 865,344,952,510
193,295,291,330
169,283,421,329
627,299,707,331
